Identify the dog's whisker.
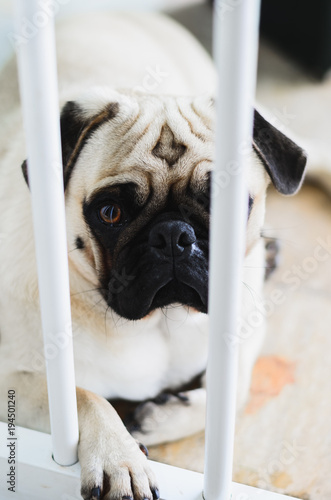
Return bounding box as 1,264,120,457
243,265,271,270
260,234,279,240
104,304,112,337
261,233,301,250
68,251,97,274
71,287,105,297
83,296,107,317
242,281,262,310
70,296,107,339
261,224,301,232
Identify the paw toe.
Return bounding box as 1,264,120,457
91,486,101,500
151,487,160,500
81,484,101,500
105,468,132,500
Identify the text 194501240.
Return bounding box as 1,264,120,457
7,389,16,493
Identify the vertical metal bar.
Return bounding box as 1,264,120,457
14,0,79,466
204,1,261,499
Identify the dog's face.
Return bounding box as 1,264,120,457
23,88,307,320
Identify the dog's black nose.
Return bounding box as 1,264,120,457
148,221,196,257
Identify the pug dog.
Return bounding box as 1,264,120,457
0,11,306,500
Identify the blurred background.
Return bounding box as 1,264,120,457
1,1,331,499
0,0,200,69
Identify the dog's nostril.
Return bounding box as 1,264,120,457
178,231,196,248
149,221,196,257
150,232,167,250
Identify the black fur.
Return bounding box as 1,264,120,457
21,101,119,190
253,109,307,195
75,236,85,250
60,101,86,173
60,101,119,189
21,160,28,186
248,195,254,217
83,182,209,320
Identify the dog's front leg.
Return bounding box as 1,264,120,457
0,372,159,500
77,387,159,500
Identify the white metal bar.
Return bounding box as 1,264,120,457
204,1,261,499
14,0,79,466
0,423,300,500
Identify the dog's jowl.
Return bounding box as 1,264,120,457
0,12,306,500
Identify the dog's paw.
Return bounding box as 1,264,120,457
76,389,159,500
126,389,206,446
79,432,159,500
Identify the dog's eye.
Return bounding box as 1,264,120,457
99,204,122,225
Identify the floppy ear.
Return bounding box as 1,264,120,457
59,100,88,187
20,101,85,189
253,109,307,195
21,159,29,186
21,99,119,190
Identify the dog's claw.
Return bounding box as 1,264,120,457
151,487,160,499
91,486,101,500
139,442,149,457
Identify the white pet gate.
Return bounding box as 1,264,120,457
0,1,300,499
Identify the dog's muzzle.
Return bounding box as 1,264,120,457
107,218,208,320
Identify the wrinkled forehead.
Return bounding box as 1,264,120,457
71,93,215,202
69,92,268,204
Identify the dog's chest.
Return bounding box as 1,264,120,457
73,308,209,401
